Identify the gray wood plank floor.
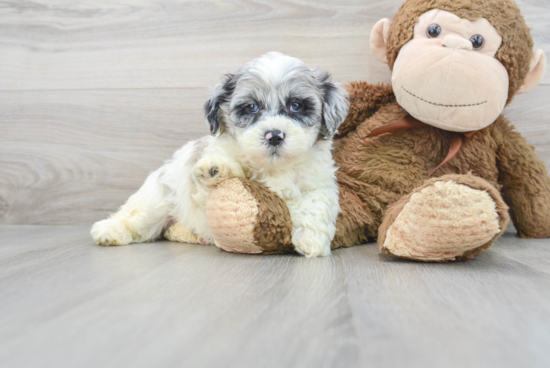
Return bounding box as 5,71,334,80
2,2,550,367
1,225,549,368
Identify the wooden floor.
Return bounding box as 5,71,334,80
2,1,550,367
1,225,549,368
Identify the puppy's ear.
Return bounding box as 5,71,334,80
314,69,350,139
204,73,236,136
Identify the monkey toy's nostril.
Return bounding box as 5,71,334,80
265,130,285,146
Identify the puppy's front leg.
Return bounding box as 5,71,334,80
288,188,340,258
193,155,245,188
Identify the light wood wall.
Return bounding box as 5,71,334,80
1,0,549,225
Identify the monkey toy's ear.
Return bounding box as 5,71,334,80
370,18,392,64
517,50,547,94
204,74,235,136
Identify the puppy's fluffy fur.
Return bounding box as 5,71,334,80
91,52,349,257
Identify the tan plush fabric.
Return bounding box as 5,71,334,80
378,174,509,262
206,178,294,254
386,0,533,105
389,9,509,132
206,178,263,254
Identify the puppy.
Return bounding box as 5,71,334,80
91,52,349,257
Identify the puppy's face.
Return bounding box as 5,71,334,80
204,52,349,165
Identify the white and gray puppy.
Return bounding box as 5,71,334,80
91,52,349,257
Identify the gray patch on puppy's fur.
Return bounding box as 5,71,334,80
204,52,350,140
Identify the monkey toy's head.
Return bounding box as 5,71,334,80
370,0,546,132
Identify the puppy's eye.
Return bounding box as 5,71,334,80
290,102,302,113
247,104,259,114
470,34,485,50
427,24,442,38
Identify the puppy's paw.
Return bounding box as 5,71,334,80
91,218,133,246
292,228,331,258
193,157,243,188
164,223,211,245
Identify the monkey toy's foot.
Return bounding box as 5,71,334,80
378,174,510,262
205,178,295,255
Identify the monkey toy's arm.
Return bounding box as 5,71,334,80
338,82,396,137
495,117,550,238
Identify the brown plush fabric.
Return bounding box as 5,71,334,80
209,80,550,258
386,0,534,105
207,178,294,254
240,179,294,254
493,122,550,239
330,82,550,251
206,81,550,259
330,81,550,250
339,82,396,136
204,1,550,261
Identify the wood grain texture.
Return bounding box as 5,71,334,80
2,86,550,225
1,0,550,225
1,225,549,368
0,88,209,224
0,0,548,91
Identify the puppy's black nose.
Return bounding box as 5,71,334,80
265,130,285,146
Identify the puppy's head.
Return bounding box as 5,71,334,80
204,52,349,164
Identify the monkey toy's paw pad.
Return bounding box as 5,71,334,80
164,223,208,244
193,157,241,188
380,179,503,262
206,178,294,255
91,219,133,246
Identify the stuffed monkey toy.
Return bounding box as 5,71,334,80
167,0,549,261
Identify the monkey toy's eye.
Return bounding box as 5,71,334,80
470,34,485,50
427,24,442,38
290,101,302,113
247,104,259,114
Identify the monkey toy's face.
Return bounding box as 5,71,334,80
393,10,507,132
371,6,546,133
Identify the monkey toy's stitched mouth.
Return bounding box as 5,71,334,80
402,86,487,108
